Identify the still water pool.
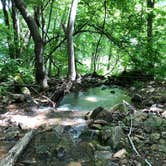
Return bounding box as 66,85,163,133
57,85,130,111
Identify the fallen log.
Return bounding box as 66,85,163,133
0,129,36,166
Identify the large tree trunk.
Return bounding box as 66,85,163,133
13,0,48,89
67,0,79,81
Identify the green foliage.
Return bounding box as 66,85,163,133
0,0,165,85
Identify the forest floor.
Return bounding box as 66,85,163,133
0,75,166,166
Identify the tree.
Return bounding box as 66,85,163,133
146,0,155,68
67,0,80,81
13,0,48,89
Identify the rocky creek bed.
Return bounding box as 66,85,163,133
0,78,166,166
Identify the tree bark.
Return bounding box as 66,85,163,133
146,0,155,67
1,0,14,58
13,0,48,89
67,0,79,81
11,0,20,58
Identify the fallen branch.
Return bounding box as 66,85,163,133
127,114,152,166
0,129,36,166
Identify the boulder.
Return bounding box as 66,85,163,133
90,107,113,122
100,126,126,150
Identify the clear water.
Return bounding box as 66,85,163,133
57,85,130,112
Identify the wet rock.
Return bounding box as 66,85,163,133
131,94,142,103
113,148,127,159
94,150,112,160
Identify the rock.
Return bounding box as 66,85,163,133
90,107,105,119
95,144,111,151
105,161,119,166
90,123,103,130
110,103,127,113
143,100,154,107
106,126,126,150
161,111,166,118
56,147,65,159
161,132,166,139
131,94,142,103
150,133,161,141
90,107,113,122
67,162,81,166
159,139,166,145
158,95,166,104
133,111,148,122
158,145,166,153
113,148,127,159
144,116,163,132
94,150,112,160
79,129,99,141
93,119,109,126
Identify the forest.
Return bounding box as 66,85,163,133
0,0,166,166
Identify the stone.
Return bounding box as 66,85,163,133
113,149,127,159
144,116,163,130
159,139,166,145
105,161,119,166
94,150,112,160
133,111,148,122
158,145,166,153
90,123,103,130
95,144,111,151
162,111,166,118
161,132,166,139
67,162,81,166
131,94,142,103
90,107,113,122
106,126,126,150
150,133,161,141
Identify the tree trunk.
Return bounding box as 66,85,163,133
11,0,20,58
146,0,155,67
13,0,48,89
67,0,79,81
1,0,14,58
